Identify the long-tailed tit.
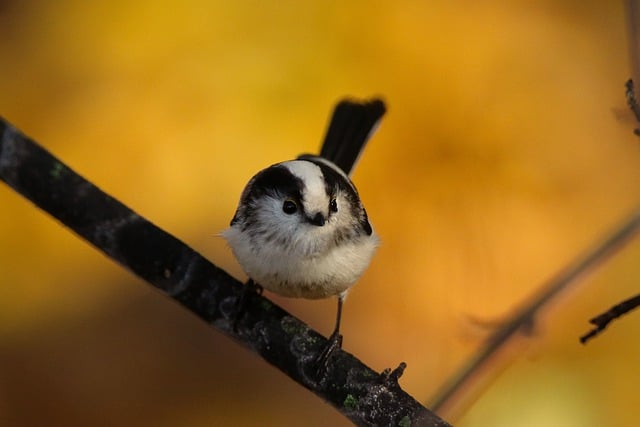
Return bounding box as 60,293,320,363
223,98,386,368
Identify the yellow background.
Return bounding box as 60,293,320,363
1,1,639,426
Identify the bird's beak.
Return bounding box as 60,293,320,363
308,212,326,226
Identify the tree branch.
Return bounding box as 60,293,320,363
580,293,640,343
0,117,450,427
429,209,640,415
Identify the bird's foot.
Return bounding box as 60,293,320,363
314,330,343,379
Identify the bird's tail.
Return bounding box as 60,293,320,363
316,98,386,176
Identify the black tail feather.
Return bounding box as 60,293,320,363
318,98,386,176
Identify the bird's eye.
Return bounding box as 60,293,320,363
329,197,338,213
282,199,297,214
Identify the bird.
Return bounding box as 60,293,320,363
223,97,386,370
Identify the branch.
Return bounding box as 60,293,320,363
430,3,640,412
0,117,450,427
580,294,640,343
627,0,640,89
627,0,640,134
429,209,640,415
575,0,640,345
625,79,640,135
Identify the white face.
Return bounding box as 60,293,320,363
248,160,361,257
283,160,330,222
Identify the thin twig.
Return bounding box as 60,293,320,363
430,210,640,415
0,117,450,427
430,2,640,416
575,0,640,344
625,79,640,131
627,0,640,88
627,0,640,135
580,294,640,343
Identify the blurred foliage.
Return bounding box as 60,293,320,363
1,1,639,426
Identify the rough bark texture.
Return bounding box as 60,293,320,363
0,117,450,427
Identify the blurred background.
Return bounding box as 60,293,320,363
1,0,639,426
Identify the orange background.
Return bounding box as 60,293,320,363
1,1,639,426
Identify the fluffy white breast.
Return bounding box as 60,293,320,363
223,224,378,299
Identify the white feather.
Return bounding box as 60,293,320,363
222,159,378,299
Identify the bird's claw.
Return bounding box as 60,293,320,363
314,330,343,379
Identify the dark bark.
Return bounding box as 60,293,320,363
0,117,450,427
581,294,640,344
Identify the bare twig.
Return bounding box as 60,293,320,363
627,0,640,135
627,0,640,88
625,79,640,134
574,0,640,344
580,294,640,343
430,210,640,415
430,2,640,417
0,117,450,427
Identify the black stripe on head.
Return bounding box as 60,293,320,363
247,164,304,201
312,160,357,201
301,158,373,236
231,164,304,228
